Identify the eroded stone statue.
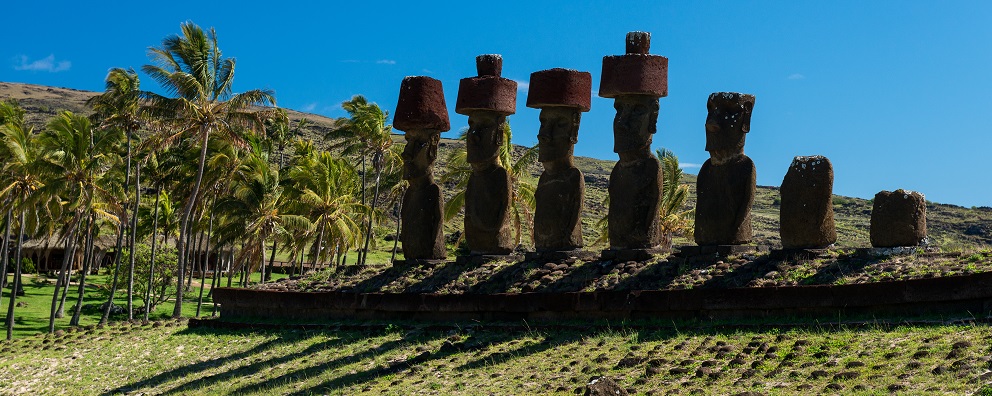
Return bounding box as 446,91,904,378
780,155,836,249
870,189,928,247
456,54,517,255
527,68,592,252
599,31,667,250
694,92,757,246
394,76,450,261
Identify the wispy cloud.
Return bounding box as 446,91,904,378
514,79,529,93
340,59,361,63
680,163,702,169
13,54,71,72
301,102,317,112
422,69,433,74
376,59,397,65
787,73,805,80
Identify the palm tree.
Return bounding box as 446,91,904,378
283,148,366,272
325,95,395,265
142,21,275,317
656,149,694,251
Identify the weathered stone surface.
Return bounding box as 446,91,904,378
694,92,757,246
455,54,517,116
585,376,629,396
599,31,668,98
459,58,516,255
395,76,449,261
599,33,665,250
870,190,927,247
526,68,592,111
529,68,591,252
393,76,450,132
780,155,836,249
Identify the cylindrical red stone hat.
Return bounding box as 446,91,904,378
599,31,668,98
526,68,592,112
455,54,517,116
394,76,451,133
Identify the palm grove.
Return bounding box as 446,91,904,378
0,22,693,338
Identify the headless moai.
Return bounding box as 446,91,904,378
599,31,667,250
870,189,927,247
456,54,517,255
780,155,837,249
394,76,450,261
694,92,756,246
527,68,592,252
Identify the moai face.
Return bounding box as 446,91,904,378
537,107,580,163
705,92,754,164
613,95,659,154
466,112,505,164
401,131,439,180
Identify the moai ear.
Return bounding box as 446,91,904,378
495,121,507,145
427,134,440,161
741,101,754,133
570,112,581,144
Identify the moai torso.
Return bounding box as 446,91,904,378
465,164,514,254
608,155,663,248
401,182,445,259
780,155,836,249
694,92,757,246
534,166,584,250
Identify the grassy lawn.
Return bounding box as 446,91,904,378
1,319,991,394
2,271,288,339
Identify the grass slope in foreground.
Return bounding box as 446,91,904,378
1,320,991,395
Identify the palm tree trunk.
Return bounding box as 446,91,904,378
6,211,25,340
70,215,95,326
358,154,367,266
49,223,77,332
99,219,127,325
360,164,384,266
0,208,11,307
127,163,141,320
195,212,213,317
144,190,161,321
173,126,211,318
390,187,404,263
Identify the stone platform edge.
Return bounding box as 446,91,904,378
211,272,992,322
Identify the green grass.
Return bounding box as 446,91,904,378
1,319,991,394
2,271,288,339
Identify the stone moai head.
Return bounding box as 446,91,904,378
456,54,517,165
599,31,668,155
526,68,591,163
394,76,450,181
705,92,755,165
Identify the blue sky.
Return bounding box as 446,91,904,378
3,1,991,207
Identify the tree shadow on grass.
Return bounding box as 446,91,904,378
454,330,585,372
232,329,468,395
160,332,365,395
102,328,307,395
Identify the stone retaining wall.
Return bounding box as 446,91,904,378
212,272,992,322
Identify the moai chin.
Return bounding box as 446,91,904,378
394,76,450,261
455,54,517,255
780,155,837,249
527,68,592,252
870,189,927,247
599,31,668,250
694,92,757,246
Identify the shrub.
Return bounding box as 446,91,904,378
20,257,35,274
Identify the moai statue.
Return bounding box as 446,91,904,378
780,155,837,249
455,54,517,255
394,76,450,261
694,92,757,246
599,31,667,253
870,189,928,247
527,68,592,252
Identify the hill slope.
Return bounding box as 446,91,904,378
2,81,990,250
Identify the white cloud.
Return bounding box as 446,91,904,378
422,69,433,74
340,59,361,63
301,102,317,112
514,80,529,92
13,54,71,72
680,163,702,169
787,73,805,80
376,59,397,65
